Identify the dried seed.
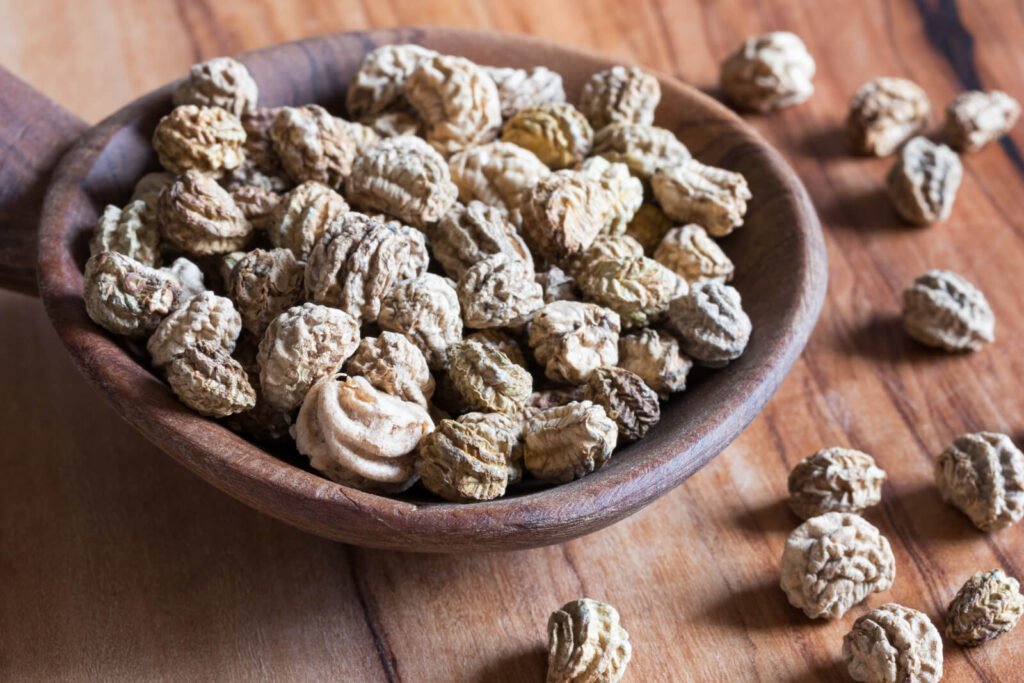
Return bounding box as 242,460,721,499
344,332,435,409
157,169,252,255
89,200,161,266
173,57,258,118
780,512,896,620
583,366,660,441
457,254,544,329
945,90,1021,152
378,273,463,370
577,156,643,236
654,224,734,283
520,170,614,264
579,65,660,130
886,136,962,225
720,32,815,112
152,104,246,177
447,339,533,415
405,54,502,156
936,431,1024,532
666,280,751,366
227,248,306,336
502,102,593,169
346,44,438,120
652,159,751,237
592,123,690,183
416,418,515,502
524,401,618,483
166,341,256,418
294,373,433,493
945,569,1024,646
427,200,533,280
304,213,429,324
465,329,530,369
902,269,994,351
270,104,357,187
345,136,458,228
448,141,550,225
257,303,361,411
528,301,621,385
83,251,181,337
267,180,349,260
618,328,692,398
847,77,930,157
147,291,241,368
787,448,887,520
844,604,942,683
547,598,632,683
483,65,566,118
575,255,678,329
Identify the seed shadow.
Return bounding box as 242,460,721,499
700,578,812,632
469,645,547,683
796,123,849,160
885,484,980,543
780,659,848,683
733,497,798,534
841,313,942,365
817,183,907,234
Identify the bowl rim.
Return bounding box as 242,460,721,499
35,27,827,552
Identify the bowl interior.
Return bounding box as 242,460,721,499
37,28,825,552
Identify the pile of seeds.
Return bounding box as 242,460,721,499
83,48,754,505
720,30,1021,683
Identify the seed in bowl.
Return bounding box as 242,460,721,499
83,47,755,503
579,65,661,130
502,102,594,169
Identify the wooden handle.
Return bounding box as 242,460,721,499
0,68,86,296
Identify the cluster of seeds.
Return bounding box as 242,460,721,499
721,32,1015,356
722,30,1022,682
82,47,753,512
777,435,1024,681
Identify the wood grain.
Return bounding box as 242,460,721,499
1,0,1022,680
0,69,85,294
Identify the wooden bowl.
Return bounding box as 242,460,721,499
1,27,826,552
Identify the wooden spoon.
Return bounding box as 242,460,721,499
0,27,826,552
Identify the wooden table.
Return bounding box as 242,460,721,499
2,1,1022,680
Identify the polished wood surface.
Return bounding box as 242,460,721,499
1,1,1022,680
